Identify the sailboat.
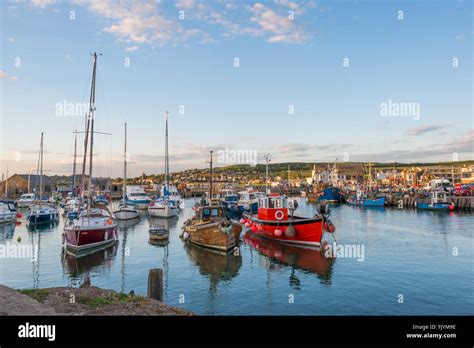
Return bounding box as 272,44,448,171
64,130,81,220
26,132,59,226
148,111,178,218
113,122,140,220
63,52,118,252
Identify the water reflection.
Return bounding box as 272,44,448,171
116,217,141,230
0,222,16,240
243,232,335,286
61,243,118,286
184,242,242,292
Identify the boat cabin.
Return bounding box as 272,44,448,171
196,205,225,221
257,195,289,221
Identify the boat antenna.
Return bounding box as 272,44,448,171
264,154,271,195
209,151,213,200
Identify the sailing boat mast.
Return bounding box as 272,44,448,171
164,111,169,192
123,122,127,205
72,130,77,197
87,52,99,213
209,151,213,199
39,132,44,208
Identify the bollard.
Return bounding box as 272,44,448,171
147,268,163,302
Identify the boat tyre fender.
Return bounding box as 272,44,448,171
275,210,284,220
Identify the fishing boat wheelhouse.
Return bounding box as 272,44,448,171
243,195,335,247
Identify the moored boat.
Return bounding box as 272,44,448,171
183,203,242,251
346,190,385,207
62,52,118,253
243,195,335,247
125,186,151,209
26,132,59,226
318,186,342,203
113,122,140,221
63,206,118,252
416,191,454,212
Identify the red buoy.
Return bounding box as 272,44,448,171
449,204,455,211
17,212,22,218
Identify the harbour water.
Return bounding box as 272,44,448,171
0,197,472,315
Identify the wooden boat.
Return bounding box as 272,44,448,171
243,194,335,247
183,204,242,251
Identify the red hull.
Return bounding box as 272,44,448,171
245,214,323,246
63,225,117,251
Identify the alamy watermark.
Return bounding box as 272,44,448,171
0,242,38,261
56,100,92,117
325,243,365,262
380,99,420,120
217,147,257,166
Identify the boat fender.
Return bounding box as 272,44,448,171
104,231,108,241
275,210,284,220
183,232,190,240
274,228,282,237
61,233,65,244
284,225,296,237
244,222,251,228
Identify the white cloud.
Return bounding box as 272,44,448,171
176,0,195,10
7,37,15,42
125,46,139,52
0,71,18,80
30,0,59,8
250,3,307,43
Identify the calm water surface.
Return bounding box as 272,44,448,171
0,198,472,315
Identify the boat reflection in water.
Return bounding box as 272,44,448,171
0,222,16,240
184,242,242,291
116,216,141,230
61,243,118,283
243,231,335,285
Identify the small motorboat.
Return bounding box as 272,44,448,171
148,198,178,218
346,190,385,207
416,191,454,212
149,227,169,241
0,201,18,224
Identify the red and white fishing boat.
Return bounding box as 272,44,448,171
242,194,336,247
63,206,118,252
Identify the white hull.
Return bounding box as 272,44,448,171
113,209,140,220
148,205,178,218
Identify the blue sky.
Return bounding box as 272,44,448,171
1,0,472,178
